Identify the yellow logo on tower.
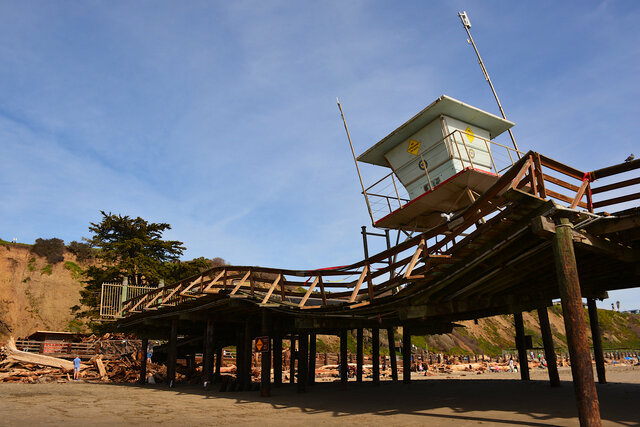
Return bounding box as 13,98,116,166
407,139,421,156
465,126,475,143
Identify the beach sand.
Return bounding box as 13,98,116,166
1,365,638,426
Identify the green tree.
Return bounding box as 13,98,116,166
32,238,65,264
162,256,227,285
74,211,186,321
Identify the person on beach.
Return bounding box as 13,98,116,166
508,358,514,372
73,355,81,380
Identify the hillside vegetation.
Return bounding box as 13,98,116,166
1,241,639,354
312,307,640,357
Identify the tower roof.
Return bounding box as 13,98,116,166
357,95,514,166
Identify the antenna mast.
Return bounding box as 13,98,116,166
337,98,375,225
458,11,520,155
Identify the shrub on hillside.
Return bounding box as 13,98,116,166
31,238,65,264
67,241,93,263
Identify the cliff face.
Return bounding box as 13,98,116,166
0,244,86,340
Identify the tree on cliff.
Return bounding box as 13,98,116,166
73,212,227,325
74,211,186,320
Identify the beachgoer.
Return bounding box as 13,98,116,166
73,355,81,380
508,358,514,372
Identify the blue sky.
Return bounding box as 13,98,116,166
1,1,638,309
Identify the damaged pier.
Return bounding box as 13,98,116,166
112,151,640,426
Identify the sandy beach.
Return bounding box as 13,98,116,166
1,365,638,426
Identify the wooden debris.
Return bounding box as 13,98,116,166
2,338,75,371
94,357,107,378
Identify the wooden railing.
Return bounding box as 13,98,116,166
14,339,141,358
589,159,640,210
101,282,153,319
112,152,640,318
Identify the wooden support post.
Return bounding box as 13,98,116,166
356,328,363,383
187,353,196,379
167,318,178,388
214,346,222,383
340,329,348,389
289,337,296,385
372,327,380,386
260,310,271,397
139,337,148,385
243,320,252,391
273,323,283,387
235,326,244,391
308,332,316,386
402,328,411,384
387,328,398,382
537,306,560,387
297,331,308,393
514,312,530,381
553,217,601,426
587,298,607,384
203,319,214,387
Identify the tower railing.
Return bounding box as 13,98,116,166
362,129,524,223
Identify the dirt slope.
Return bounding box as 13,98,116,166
0,244,86,340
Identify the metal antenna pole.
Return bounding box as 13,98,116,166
458,11,520,156
337,98,375,225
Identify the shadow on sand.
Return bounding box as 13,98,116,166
102,377,640,426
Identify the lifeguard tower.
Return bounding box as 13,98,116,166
357,95,518,231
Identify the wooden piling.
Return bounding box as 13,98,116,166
214,346,222,383
372,327,380,386
260,310,271,397
537,305,560,387
308,332,316,386
514,312,530,381
587,298,606,384
235,326,245,391
402,328,411,384
187,353,196,380
243,320,252,391
289,337,296,385
203,319,214,386
387,328,398,382
167,318,178,388
356,328,363,383
273,325,283,387
340,329,348,389
553,217,601,426
298,331,308,393
139,337,148,385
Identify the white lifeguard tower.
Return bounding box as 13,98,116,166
357,95,517,231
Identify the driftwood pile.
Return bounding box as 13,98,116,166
0,337,158,384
